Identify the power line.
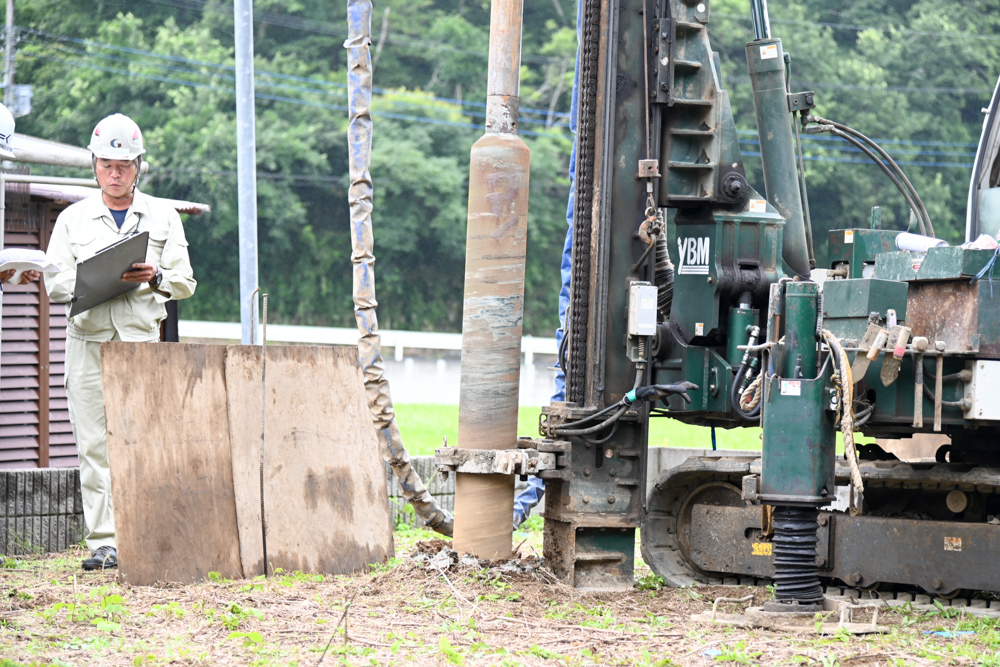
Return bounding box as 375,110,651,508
24,52,570,139
736,128,977,149
713,12,1000,43
737,137,976,159
724,75,994,96
146,0,566,65
37,42,573,129
741,150,972,170
23,28,572,120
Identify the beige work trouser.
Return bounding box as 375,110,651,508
66,333,127,552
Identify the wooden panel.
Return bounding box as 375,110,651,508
3,390,38,401
103,342,243,585
0,412,38,425
0,400,38,412
225,345,393,577
2,341,40,353
2,293,39,305
0,425,38,438
5,232,40,244
1,330,40,342
1,377,39,389
48,411,71,425
2,354,40,365
1,366,39,377
2,306,39,317
46,448,78,466
0,449,38,462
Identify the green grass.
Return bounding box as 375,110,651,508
394,404,872,456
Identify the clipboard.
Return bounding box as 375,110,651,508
69,232,150,318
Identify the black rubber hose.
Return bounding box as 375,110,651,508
555,405,630,436
557,325,569,381
824,118,934,238
580,419,620,445
730,362,761,423
820,127,928,236
654,232,674,319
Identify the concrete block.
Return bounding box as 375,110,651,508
971,599,988,609
895,592,913,602
915,594,932,605
825,586,843,597
1,468,85,556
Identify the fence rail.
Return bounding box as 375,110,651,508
179,321,558,363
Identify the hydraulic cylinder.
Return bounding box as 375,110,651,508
746,38,810,277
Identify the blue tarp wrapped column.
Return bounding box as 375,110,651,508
345,0,453,535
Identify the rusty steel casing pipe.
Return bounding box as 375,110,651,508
453,0,531,560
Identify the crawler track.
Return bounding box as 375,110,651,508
642,455,1000,599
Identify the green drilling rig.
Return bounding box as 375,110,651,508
438,0,1000,609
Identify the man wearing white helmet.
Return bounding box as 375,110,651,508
0,102,41,286
45,113,197,571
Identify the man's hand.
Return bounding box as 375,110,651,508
122,262,159,283
0,269,41,284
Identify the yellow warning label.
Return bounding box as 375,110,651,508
752,542,772,557
944,536,962,552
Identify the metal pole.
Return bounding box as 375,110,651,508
3,0,13,108
453,0,531,560
234,0,259,345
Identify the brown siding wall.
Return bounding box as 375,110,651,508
1,198,74,470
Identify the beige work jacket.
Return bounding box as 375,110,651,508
45,190,197,342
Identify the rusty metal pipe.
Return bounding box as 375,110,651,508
453,0,531,560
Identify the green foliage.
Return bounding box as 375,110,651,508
636,573,666,591
226,630,264,648
926,599,963,619
219,603,265,630
10,0,997,337
714,641,763,664
438,636,465,665
519,513,545,533
37,587,127,633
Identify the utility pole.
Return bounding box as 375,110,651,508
4,0,13,108
234,0,259,344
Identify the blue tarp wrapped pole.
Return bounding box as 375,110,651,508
345,0,453,535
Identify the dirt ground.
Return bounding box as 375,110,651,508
2,526,999,666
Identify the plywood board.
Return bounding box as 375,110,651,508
225,345,393,577
102,342,243,585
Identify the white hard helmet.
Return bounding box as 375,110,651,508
0,103,15,160
87,113,145,161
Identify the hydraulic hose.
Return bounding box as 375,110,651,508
805,115,934,237
346,0,453,536
731,361,761,421
808,125,927,236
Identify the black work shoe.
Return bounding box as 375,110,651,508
82,546,118,571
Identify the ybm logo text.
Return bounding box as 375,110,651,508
677,236,710,275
